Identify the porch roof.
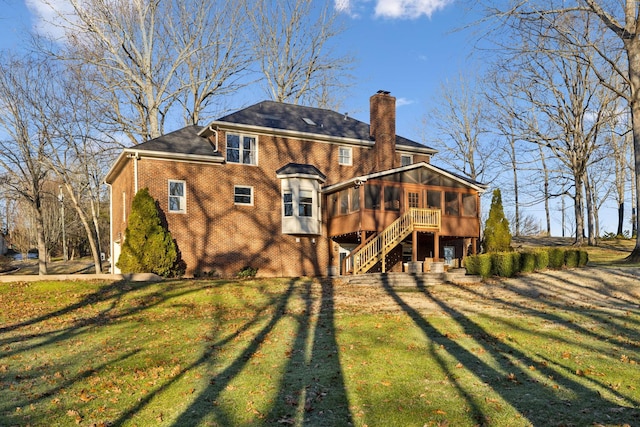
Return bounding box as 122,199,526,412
321,162,488,194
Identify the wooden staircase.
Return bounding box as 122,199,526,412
345,208,440,275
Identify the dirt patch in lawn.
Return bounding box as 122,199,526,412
332,266,640,318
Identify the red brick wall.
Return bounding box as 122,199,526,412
370,92,396,171
109,160,135,250
111,118,432,277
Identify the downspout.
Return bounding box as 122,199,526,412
128,151,140,194
208,125,219,152
106,182,113,274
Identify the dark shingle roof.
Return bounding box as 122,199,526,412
134,125,221,157
216,101,432,151
276,163,327,180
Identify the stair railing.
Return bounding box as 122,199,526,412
348,208,440,275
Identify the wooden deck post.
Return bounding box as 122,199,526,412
412,229,418,262
434,232,440,261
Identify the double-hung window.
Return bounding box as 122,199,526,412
234,186,254,205
299,190,313,217
338,146,352,165
283,192,293,216
227,133,257,165
168,180,186,213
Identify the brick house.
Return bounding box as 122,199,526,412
105,91,487,277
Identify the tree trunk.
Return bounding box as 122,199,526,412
512,137,520,236
33,199,48,275
585,173,597,246
617,202,624,236
625,38,640,261
539,145,551,235
574,174,585,245
64,184,103,273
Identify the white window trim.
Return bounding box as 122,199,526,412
283,191,293,217
401,154,413,166
226,132,258,165
168,180,186,214
338,146,352,166
234,185,254,206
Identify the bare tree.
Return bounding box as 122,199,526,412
426,72,497,182
0,54,51,274
246,0,353,108
39,0,251,144
493,12,620,245
486,0,640,259
38,63,110,273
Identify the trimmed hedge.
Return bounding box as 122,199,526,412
534,250,549,271
520,251,537,273
465,254,493,278
565,250,580,268
578,251,589,267
492,252,521,278
549,248,565,269
464,248,589,278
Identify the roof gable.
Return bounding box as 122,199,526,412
322,162,488,194
134,125,220,157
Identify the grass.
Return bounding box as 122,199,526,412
1,269,639,426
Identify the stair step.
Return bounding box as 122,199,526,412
343,271,482,287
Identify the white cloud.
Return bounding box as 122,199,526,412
24,0,75,41
374,0,453,19
396,97,414,107
337,0,451,19
335,0,352,13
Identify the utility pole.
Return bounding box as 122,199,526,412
58,186,67,261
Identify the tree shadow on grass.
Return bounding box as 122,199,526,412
0,279,224,424
380,274,640,426
262,279,352,426
162,278,352,427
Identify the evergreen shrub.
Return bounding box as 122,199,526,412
492,252,521,278
578,250,589,267
483,189,512,253
116,188,182,277
565,250,580,268
237,266,258,278
534,250,549,271
548,248,565,269
477,254,493,278
464,255,480,276
520,251,537,273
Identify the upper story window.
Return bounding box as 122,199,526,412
462,193,477,216
445,191,459,216
338,146,352,166
234,185,254,205
168,180,186,213
401,154,413,166
227,133,257,165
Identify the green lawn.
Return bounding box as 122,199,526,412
1,271,639,426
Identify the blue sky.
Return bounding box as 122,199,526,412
0,0,477,144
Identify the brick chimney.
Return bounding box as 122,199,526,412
370,90,396,171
